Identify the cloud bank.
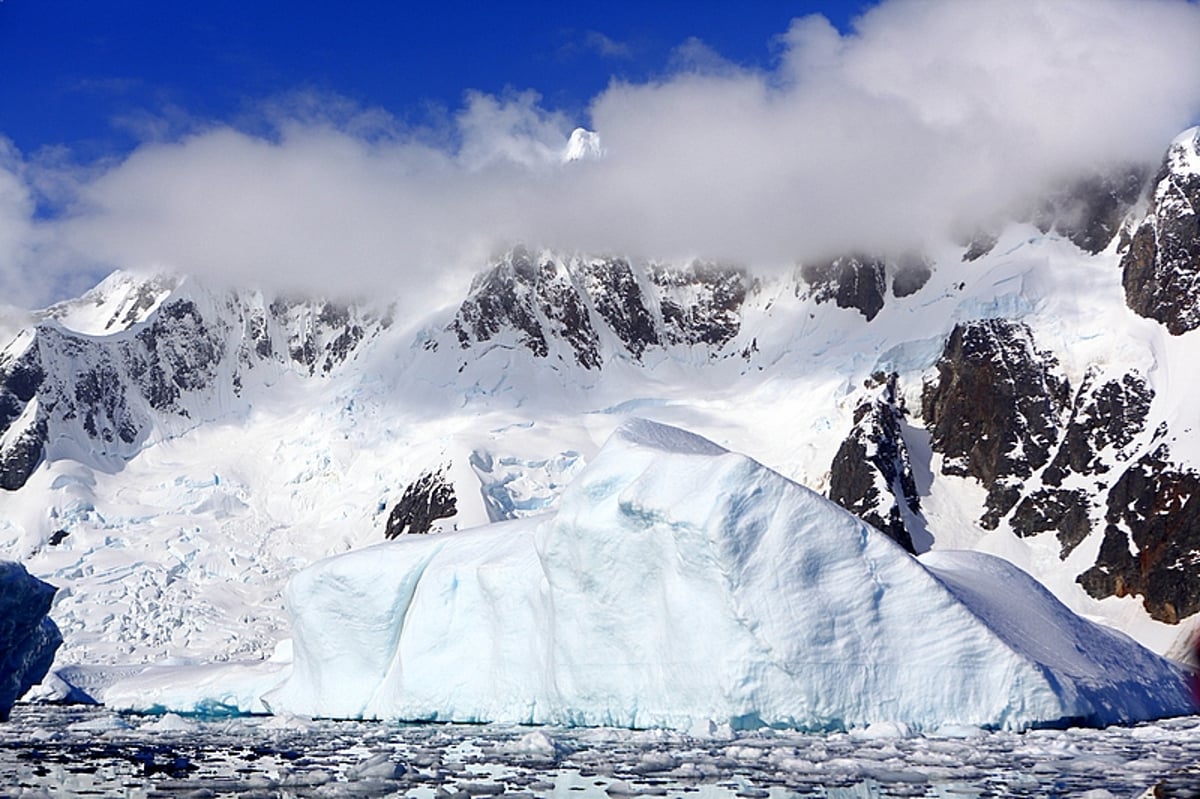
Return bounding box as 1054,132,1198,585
8,0,1200,307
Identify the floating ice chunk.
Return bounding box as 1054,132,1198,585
103,658,291,716
505,730,567,759
139,712,197,733
346,752,407,780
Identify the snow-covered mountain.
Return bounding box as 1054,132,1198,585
3,127,1200,681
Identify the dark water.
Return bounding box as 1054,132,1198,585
1,704,1199,798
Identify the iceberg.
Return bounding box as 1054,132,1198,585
260,420,1192,731
0,561,61,720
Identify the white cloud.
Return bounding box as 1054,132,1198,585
15,0,1200,308
582,31,633,60
0,140,44,308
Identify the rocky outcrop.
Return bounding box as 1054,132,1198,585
961,232,999,262
384,466,458,538
919,316,1200,617
0,283,386,491
1033,166,1150,255
580,258,659,359
1121,128,1200,334
921,321,1165,565
0,344,48,490
454,249,554,360
891,255,934,299
451,249,750,365
1010,488,1092,560
800,254,932,320
1077,445,1200,623
267,298,391,376
651,262,748,348
1007,369,1154,558
829,372,921,552
1041,370,1152,486
0,562,61,721
922,319,1069,528
800,255,887,321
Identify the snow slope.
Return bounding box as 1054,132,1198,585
255,421,1190,731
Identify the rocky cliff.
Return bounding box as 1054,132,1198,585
1122,128,1200,334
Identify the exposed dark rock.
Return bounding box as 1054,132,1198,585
0,280,384,491
128,299,223,411
891,255,933,298
4,358,43,405
580,258,659,359
1042,370,1152,486
451,248,552,361
651,261,748,348
261,297,384,375
961,232,999,262
801,255,888,321
245,308,273,360
828,372,920,552
1003,369,1153,560
535,258,601,369
0,344,43,433
1122,130,1200,334
103,277,175,331
1010,488,1092,558
0,562,61,721
323,325,365,373
317,302,350,329
1077,445,1200,623
450,251,749,365
1033,166,1150,254
385,466,458,538
922,319,1069,528
800,253,932,318
0,418,47,491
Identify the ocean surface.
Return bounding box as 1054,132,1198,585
1,705,1199,798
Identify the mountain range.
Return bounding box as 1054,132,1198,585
1,125,1199,678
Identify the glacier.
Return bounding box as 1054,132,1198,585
0,561,61,720
253,420,1192,731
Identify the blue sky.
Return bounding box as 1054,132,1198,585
2,0,1200,308
1,0,872,160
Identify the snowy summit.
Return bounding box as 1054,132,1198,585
561,128,604,163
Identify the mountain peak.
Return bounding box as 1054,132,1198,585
562,127,604,163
